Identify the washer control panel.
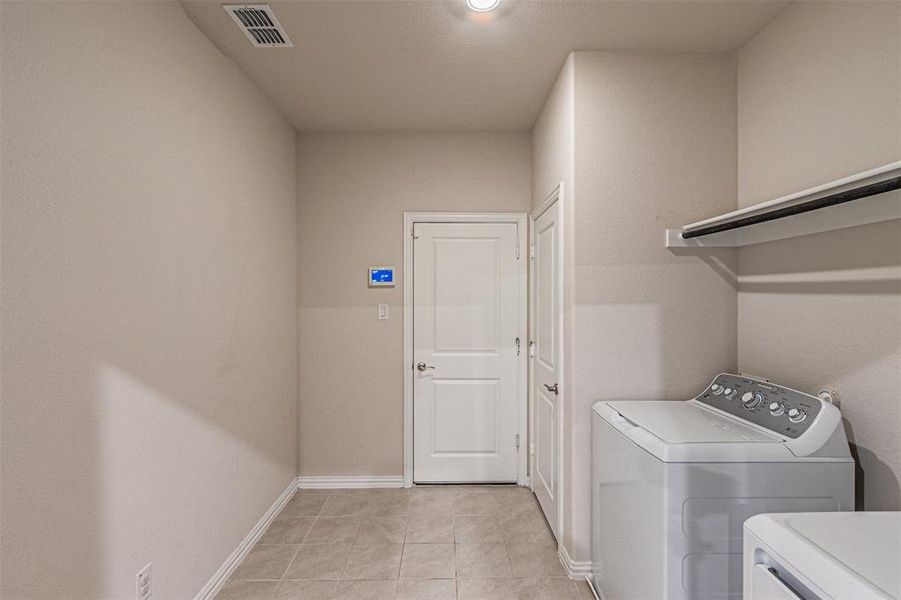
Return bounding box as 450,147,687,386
696,374,822,439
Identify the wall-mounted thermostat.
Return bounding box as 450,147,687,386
368,266,395,287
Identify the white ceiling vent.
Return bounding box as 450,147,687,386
224,5,293,48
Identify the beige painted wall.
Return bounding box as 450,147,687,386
0,3,298,598
567,51,739,559
736,1,901,510
530,54,579,550
531,51,739,560
297,132,531,476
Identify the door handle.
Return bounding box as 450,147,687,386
543,383,559,395
416,362,436,372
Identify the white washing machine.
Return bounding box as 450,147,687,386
591,373,855,600
743,512,899,600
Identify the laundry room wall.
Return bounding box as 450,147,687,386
296,132,531,478
0,3,298,598
531,52,578,548
531,51,739,561
735,0,901,510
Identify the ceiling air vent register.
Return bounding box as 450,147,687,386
224,5,293,48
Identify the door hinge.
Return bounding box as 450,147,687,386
528,340,535,358
514,242,520,259
529,442,535,457
529,244,535,259
515,434,520,450
515,337,520,356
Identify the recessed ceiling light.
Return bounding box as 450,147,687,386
466,0,500,13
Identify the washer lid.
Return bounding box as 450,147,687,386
787,512,900,599
595,400,798,462
607,400,778,444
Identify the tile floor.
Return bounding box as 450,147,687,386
216,485,595,600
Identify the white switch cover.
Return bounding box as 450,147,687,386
378,304,389,320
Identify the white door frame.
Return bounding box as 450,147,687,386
529,184,565,541
403,212,529,488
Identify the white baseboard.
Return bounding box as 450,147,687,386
194,477,298,600
558,543,592,579
297,475,405,489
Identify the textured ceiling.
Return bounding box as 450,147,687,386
181,0,790,131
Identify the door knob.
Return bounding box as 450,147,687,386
417,362,436,372
543,383,559,395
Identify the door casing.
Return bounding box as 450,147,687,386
403,212,529,488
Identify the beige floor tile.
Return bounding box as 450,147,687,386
411,486,463,497
303,517,362,543
283,544,351,580
355,517,407,543
524,578,582,599
409,494,456,517
369,488,411,501
224,487,566,600
342,543,403,580
319,494,371,516
455,578,513,600
506,542,566,577
488,486,531,498
216,580,280,600
453,492,498,516
499,512,556,545
399,544,456,579
332,579,397,600
281,494,328,518
367,495,411,516
394,578,457,600
405,514,454,543
273,579,337,600
454,543,512,579
457,578,581,600
259,517,316,545
231,545,298,580
454,516,502,544
491,490,541,518
451,486,497,495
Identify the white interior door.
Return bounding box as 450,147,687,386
413,221,521,483
530,199,562,539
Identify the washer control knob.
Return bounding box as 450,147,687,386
725,388,737,399
711,384,724,395
743,391,765,410
741,391,754,403
769,402,785,416
788,408,807,423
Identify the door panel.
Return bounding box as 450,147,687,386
433,380,498,453
535,390,555,491
413,222,520,483
434,238,499,353
530,200,561,540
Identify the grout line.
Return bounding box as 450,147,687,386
276,545,300,582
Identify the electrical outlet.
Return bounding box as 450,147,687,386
136,563,152,600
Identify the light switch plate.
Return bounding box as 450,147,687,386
378,304,389,320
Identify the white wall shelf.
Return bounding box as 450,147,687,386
666,162,901,248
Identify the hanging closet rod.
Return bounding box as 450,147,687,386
681,175,901,240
